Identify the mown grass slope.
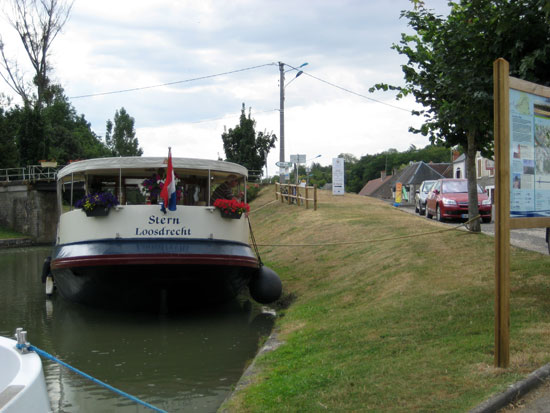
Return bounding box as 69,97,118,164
222,187,550,412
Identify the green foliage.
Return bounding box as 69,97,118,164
370,0,550,230
105,107,143,157
0,108,20,168
0,91,110,166
222,103,276,174
346,144,451,193
246,183,262,202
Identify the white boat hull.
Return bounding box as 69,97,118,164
0,336,51,413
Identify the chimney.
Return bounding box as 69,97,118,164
381,170,386,180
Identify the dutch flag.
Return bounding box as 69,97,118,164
160,148,177,213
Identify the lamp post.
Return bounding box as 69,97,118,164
306,154,321,185
278,61,308,183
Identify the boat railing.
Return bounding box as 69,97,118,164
0,165,63,183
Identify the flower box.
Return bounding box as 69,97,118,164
84,207,110,217
75,192,119,217
213,198,249,219
219,209,242,219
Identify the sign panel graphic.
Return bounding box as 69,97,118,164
509,89,550,217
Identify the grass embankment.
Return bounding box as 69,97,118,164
0,227,27,239
223,187,550,412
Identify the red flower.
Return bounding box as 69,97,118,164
213,198,250,214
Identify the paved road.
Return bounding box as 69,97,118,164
401,205,549,256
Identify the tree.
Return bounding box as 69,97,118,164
221,103,277,174
370,0,550,232
0,0,74,109
346,144,450,193
2,90,109,165
0,107,20,167
105,107,143,157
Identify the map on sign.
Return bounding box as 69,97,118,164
509,89,550,217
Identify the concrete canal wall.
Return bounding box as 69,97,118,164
0,181,57,243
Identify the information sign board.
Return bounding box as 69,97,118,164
332,158,345,195
509,88,550,217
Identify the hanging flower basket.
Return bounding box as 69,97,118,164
75,192,119,217
213,198,249,219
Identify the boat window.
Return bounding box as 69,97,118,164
78,171,221,206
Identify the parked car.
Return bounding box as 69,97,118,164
415,180,436,215
426,179,492,223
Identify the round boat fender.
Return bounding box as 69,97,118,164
249,266,282,304
41,256,52,283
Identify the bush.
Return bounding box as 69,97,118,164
246,183,262,202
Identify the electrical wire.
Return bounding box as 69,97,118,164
69,60,413,115
69,63,277,99
283,63,411,113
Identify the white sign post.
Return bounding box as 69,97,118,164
332,158,345,195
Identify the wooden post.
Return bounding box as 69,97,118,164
275,182,278,201
305,186,309,209
314,185,317,211
493,58,511,368
288,184,292,205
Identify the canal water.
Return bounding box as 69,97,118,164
0,247,275,412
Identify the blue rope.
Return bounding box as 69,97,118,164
17,343,167,413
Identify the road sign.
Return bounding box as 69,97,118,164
276,161,293,168
290,154,306,164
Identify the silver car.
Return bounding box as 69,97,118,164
415,180,436,215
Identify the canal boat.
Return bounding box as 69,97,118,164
0,330,51,413
46,155,281,310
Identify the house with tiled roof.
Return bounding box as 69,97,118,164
360,161,452,205
358,171,392,196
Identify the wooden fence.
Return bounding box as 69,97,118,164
275,183,317,210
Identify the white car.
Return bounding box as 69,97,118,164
415,180,436,215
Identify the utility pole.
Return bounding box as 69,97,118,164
279,61,285,183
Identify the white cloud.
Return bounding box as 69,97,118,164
1,0,450,171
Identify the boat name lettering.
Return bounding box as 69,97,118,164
135,227,191,236
148,216,180,225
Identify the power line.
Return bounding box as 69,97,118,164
69,63,277,99
283,63,412,113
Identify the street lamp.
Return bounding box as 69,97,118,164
279,61,308,183
305,155,321,185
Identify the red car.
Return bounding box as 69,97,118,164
426,179,492,223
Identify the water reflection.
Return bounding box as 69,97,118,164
0,247,275,413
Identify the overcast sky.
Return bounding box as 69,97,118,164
1,0,450,171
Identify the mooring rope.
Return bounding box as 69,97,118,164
252,215,481,248
16,342,167,413
247,216,263,267
248,199,278,214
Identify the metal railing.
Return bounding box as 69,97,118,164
0,165,62,183
248,170,263,183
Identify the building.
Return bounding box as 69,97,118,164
452,152,495,202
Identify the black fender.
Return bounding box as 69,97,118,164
249,266,282,304
41,256,52,283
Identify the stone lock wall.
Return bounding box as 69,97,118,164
0,182,58,244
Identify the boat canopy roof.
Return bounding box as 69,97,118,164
57,157,248,182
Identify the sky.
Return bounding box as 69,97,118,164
0,0,450,172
